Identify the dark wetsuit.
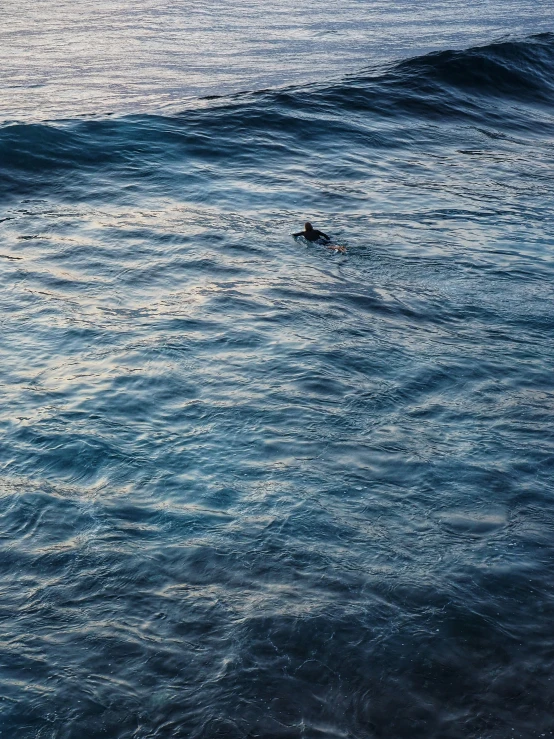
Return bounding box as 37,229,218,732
293,228,330,243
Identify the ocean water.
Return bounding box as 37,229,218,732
1,3,554,739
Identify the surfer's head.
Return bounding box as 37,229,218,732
304,222,313,232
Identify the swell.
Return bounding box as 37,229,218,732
0,34,552,201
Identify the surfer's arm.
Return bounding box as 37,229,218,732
292,231,304,238
318,231,330,241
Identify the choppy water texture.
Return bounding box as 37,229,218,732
1,8,554,739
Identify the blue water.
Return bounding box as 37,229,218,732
1,18,554,739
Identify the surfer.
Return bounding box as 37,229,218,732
293,222,346,253
293,222,330,243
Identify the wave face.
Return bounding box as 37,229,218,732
1,35,554,739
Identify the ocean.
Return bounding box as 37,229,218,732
1,2,553,737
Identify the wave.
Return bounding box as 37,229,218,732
0,34,552,201
314,33,554,118
392,33,554,100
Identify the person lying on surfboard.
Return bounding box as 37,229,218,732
293,222,346,253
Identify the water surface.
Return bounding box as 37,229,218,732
0,7,554,739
